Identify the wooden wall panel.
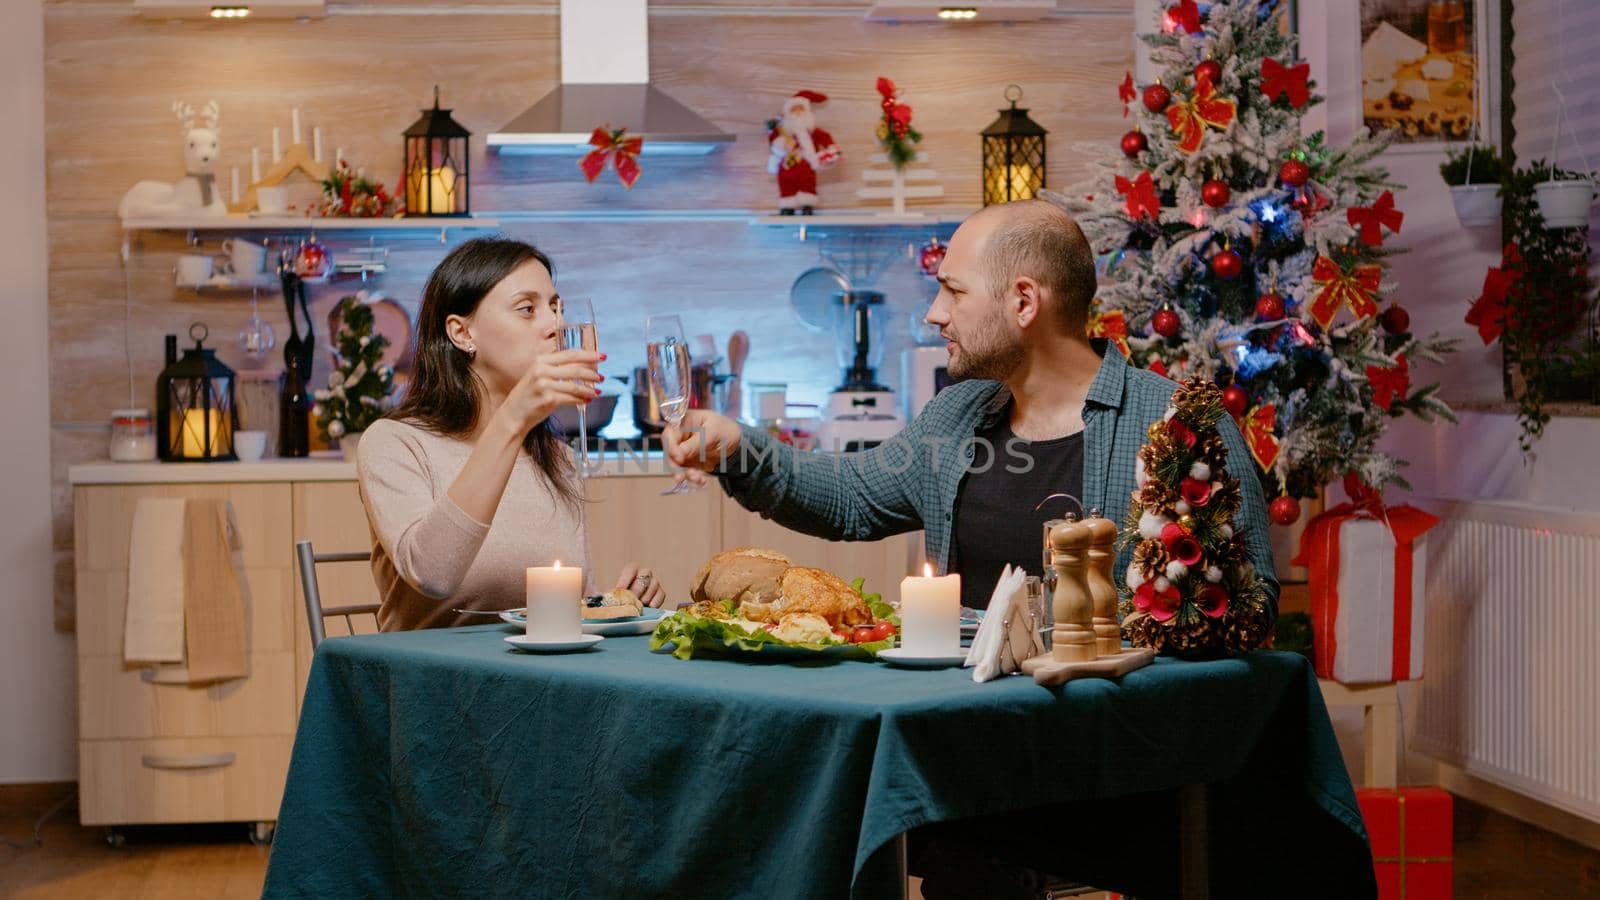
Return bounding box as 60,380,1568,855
46,1,1133,626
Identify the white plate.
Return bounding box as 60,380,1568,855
878,648,968,669
503,634,604,653
499,607,666,636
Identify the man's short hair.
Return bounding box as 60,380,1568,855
982,200,1098,333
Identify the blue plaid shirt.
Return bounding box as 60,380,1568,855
719,345,1279,615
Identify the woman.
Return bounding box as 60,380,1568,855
357,237,665,630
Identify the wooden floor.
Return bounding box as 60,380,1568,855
3,783,1598,898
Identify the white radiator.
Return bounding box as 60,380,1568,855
1413,498,1600,824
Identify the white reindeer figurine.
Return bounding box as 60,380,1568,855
117,100,230,220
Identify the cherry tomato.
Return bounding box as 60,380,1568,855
866,621,897,642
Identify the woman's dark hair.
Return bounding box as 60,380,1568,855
389,237,580,507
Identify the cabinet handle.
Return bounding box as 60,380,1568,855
140,752,236,770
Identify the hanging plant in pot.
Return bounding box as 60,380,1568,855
1439,144,1505,227
1533,166,1597,229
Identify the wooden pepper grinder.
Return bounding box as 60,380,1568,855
1048,519,1097,663
1085,509,1121,657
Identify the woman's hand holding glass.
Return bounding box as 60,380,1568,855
497,349,604,437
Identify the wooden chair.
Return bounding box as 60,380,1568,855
295,539,378,649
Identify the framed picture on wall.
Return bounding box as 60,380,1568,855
1359,0,1501,149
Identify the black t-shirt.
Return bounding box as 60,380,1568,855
951,416,1085,610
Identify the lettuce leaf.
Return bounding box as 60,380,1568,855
649,579,898,660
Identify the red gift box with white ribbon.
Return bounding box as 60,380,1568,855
1291,475,1439,684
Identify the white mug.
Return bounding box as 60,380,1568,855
256,185,289,215
234,430,268,461
221,238,267,276
175,254,214,287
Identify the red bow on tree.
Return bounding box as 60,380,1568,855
1119,71,1136,117
1088,309,1132,357
1169,0,1201,34
1260,58,1311,108
1465,264,1515,345
1116,171,1161,220
579,126,643,189
1242,404,1281,472
1166,73,1237,154
1308,256,1382,328
1347,190,1404,246
1365,353,1410,412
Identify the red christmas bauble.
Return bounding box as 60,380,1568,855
1195,59,1223,85
1143,83,1172,113
1152,308,1182,338
917,238,947,278
1211,248,1243,280
1379,305,1411,334
1120,129,1149,158
1201,179,1231,208
1269,495,1302,527
1221,385,1249,419
1280,158,1311,188
1255,292,1286,321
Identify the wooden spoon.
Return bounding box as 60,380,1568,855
724,330,749,417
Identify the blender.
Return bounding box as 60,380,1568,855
816,290,905,452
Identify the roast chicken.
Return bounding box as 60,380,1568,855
688,548,874,628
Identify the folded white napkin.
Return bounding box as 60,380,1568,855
964,565,1042,683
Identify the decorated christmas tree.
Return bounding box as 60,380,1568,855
314,292,396,444
1051,0,1455,521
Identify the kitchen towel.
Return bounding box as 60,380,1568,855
124,498,189,664
182,498,250,684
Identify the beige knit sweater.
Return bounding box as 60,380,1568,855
355,417,590,631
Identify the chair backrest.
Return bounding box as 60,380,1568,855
295,539,379,650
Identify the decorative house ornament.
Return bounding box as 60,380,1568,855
404,86,471,217
981,85,1047,205
157,323,239,462
118,101,230,219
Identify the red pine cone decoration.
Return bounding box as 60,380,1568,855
1380,305,1411,334
1143,83,1172,113
1201,179,1231,208
1269,495,1301,526
1280,158,1311,188
1254,292,1285,321
1221,384,1249,419
1211,248,1243,280
1152,307,1182,338
1121,129,1149,158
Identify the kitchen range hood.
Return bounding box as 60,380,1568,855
488,0,734,157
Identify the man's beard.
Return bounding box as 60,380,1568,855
945,310,1023,381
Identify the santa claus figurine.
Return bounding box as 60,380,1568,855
767,90,842,215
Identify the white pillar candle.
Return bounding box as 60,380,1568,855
292,107,301,145
313,126,322,162
899,563,960,655
231,166,240,203
251,147,261,183
525,561,583,640
271,127,281,163
334,146,344,168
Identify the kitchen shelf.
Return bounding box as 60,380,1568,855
121,215,501,242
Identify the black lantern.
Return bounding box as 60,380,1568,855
156,323,238,462
403,86,471,217
981,84,1048,205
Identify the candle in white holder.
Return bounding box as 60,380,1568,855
313,126,322,162
251,147,261,183
292,107,301,145
334,147,344,167
230,167,240,204
899,563,960,655
524,561,583,641
271,127,281,163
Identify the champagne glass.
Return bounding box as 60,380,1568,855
559,297,599,478
646,314,696,496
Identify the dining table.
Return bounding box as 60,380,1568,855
261,625,1376,899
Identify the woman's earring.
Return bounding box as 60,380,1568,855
462,343,476,360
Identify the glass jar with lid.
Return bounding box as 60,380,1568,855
109,408,157,462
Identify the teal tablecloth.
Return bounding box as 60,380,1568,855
263,627,1373,899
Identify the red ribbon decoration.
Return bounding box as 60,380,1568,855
1465,264,1514,345
1365,353,1410,412
1241,404,1280,472
1115,171,1161,220
1347,190,1405,247
1119,70,1136,117
579,126,643,189
1088,309,1132,357
1309,256,1382,329
1165,73,1237,154
1260,58,1311,108
1291,473,1440,682
1170,0,1201,34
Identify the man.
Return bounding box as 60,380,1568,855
666,199,1278,617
